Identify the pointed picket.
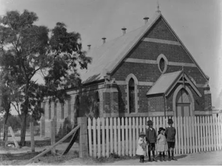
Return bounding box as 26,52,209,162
129,117,132,156
101,118,105,157
125,117,129,156
88,118,92,156
106,118,109,157
121,117,125,156
97,118,101,157
113,117,117,154
117,117,121,156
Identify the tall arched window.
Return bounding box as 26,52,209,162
129,78,135,113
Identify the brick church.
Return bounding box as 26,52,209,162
41,10,212,136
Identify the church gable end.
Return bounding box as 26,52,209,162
145,17,178,42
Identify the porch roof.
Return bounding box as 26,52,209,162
147,70,202,97
146,71,182,96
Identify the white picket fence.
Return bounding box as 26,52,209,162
87,114,222,158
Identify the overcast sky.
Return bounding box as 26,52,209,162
0,0,221,108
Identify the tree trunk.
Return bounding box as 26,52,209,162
20,84,29,147
20,112,27,146
3,107,10,141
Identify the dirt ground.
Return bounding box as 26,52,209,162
1,146,222,165
28,150,222,165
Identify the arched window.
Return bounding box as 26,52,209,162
129,78,135,113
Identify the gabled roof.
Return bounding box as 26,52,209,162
80,11,209,84
80,11,162,84
147,71,182,96
146,70,202,97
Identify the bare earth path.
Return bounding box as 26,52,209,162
25,150,222,165
1,150,221,165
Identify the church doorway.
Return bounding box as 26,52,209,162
176,88,191,117
173,85,194,117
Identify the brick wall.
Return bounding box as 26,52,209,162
137,85,151,112
148,95,165,112
129,42,193,63
113,63,160,82
117,85,127,114
204,93,212,110
145,18,178,41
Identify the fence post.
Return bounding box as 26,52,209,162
78,117,89,158
51,117,56,154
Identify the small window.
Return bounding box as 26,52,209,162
159,58,165,72
157,54,168,73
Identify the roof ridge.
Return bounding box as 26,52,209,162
88,11,161,51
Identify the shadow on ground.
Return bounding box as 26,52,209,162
175,154,187,160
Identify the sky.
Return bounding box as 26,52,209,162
0,0,221,109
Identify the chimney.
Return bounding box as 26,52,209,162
143,17,149,24
102,37,106,44
87,44,91,51
121,27,127,35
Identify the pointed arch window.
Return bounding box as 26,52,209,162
128,78,136,113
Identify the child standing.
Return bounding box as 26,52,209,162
165,119,176,160
146,120,157,162
156,127,168,161
136,132,147,163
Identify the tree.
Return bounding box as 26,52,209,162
0,10,91,146
0,70,23,140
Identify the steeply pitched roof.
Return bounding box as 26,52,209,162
80,11,162,84
80,11,209,84
146,71,182,96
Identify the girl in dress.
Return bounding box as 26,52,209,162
156,127,168,161
136,131,147,163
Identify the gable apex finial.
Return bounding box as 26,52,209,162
157,0,161,13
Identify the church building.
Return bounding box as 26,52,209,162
41,10,212,137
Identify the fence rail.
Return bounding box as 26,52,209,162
87,114,222,158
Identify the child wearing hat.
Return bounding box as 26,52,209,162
165,119,176,160
156,127,168,161
136,131,147,163
146,120,157,162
